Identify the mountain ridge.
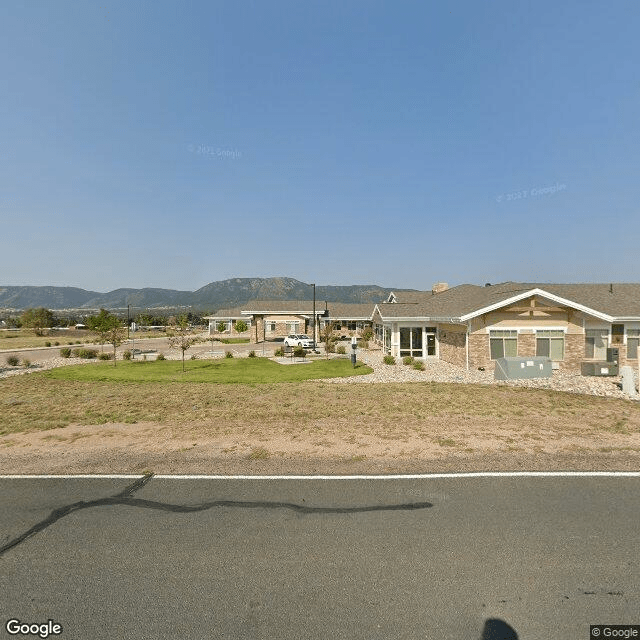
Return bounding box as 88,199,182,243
0,278,420,311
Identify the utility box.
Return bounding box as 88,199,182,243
581,361,619,376
620,366,638,397
494,356,553,380
607,348,619,364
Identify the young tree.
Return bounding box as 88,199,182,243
86,309,115,352
216,321,228,334
105,317,126,367
320,320,337,359
21,307,55,336
167,315,199,372
234,319,248,334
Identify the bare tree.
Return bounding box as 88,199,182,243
167,315,199,372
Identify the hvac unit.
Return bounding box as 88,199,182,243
580,361,619,376
494,356,553,380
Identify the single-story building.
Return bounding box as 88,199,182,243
205,301,373,344
372,282,640,371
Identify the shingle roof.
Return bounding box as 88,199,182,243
212,300,374,318
377,282,640,320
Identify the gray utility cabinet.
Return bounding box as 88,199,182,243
580,361,619,376
494,356,553,380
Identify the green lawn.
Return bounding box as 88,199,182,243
44,356,372,383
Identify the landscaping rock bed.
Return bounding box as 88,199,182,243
319,350,636,400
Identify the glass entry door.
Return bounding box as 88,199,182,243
426,332,436,356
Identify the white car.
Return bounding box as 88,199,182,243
284,334,313,348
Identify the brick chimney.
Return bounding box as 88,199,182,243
432,282,449,295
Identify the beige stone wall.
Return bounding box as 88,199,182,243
469,334,492,371
438,324,467,368
515,332,535,356
562,333,584,370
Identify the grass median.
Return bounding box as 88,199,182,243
43,357,372,383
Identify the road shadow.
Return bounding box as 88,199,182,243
481,618,518,639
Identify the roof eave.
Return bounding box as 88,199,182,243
458,288,614,323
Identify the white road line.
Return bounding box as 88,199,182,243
0,472,639,480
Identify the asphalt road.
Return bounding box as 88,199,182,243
0,475,638,640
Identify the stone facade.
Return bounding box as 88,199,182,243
468,333,492,371
250,315,309,343
438,325,467,368
562,333,584,370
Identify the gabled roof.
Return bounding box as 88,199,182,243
210,300,374,320
375,282,640,322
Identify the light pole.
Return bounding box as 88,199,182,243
312,283,317,352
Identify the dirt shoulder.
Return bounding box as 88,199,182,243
1,419,639,475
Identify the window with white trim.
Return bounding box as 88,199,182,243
585,329,608,360
286,321,300,333
489,330,517,359
266,321,276,332
536,329,564,360
628,329,640,360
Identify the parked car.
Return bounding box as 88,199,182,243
284,334,313,348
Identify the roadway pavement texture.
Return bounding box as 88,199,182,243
0,474,638,639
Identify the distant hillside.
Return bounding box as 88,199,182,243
0,278,419,311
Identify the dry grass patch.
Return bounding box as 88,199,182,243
2,377,640,462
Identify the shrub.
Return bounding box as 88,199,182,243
234,320,248,333
293,345,306,358
413,361,425,371
358,340,369,349
336,345,346,355
248,350,256,358
54,341,60,346
190,354,197,360
44,341,51,347
383,355,396,365
59,348,72,358
67,341,74,345
225,350,233,358
22,359,31,367
403,356,414,365
72,348,98,359
361,328,374,341
75,341,82,345
6,356,19,366
274,347,284,357
156,352,166,361
122,350,132,360
98,352,112,360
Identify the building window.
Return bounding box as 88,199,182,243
266,322,276,332
489,330,517,359
286,321,300,334
628,329,640,359
400,327,424,358
536,330,565,360
383,327,391,352
585,329,608,360
611,324,624,345
347,322,357,330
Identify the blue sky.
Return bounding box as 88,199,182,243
2,1,639,292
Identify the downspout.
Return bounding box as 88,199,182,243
466,321,470,371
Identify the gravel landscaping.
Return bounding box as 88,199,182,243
1,343,638,400
317,349,638,400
